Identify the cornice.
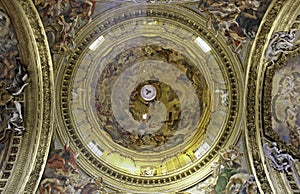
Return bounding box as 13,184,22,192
0,0,54,193
245,0,300,193
54,4,244,192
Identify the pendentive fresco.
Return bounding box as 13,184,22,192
1,0,294,193
185,139,258,194
34,1,267,193
34,0,96,53
37,138,109,194
197,0,272,53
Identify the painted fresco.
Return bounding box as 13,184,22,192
185,140,258,194
34,0,273,55
37,138,108,194
272,55,300,151
0,8,28,149
197,0,272,53
95,45,208,152
34,0,96,53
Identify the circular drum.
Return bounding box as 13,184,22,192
55,4,243,193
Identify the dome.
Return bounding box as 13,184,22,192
0,1,299,193
54,4,243,192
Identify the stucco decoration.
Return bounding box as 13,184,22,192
245,0,300,193
0,1,54,193
0,9,28,138
263,142,298,172
0,5,29,188
265,30,300,64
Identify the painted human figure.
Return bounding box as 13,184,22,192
47,140,79,176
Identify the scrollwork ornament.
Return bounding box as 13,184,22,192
263,45,300,158
245,0,289,193
0,0,54,193
265,29,299,64
246,0,300,193
263,142,298,172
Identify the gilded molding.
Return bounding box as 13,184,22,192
20,1,54,193
0,0,54,193
95,0,199,3
245,0,300,193
55,4,244,192
263,46,300,157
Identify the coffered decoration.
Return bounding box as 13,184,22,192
1,0,300,194
0,0,54,193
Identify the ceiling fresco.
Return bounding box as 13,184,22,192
34,0,95,53
245,0,300,193
186,139,255,194
94,45,208,152
197,0,272,53
53,1,245,192
272,55,300,151
37,138,109,194
1,0,300,194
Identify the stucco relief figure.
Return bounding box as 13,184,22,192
0,60,28,138
215,89,228,106
0,9,28,148
140,166,157,176
265,30,298,64
263,142,298,172
6,59,28,95
6,101,25,135
0,65,28,143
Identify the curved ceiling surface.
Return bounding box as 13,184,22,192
7,0,300,193
3,1,300,193
55,4,243,192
